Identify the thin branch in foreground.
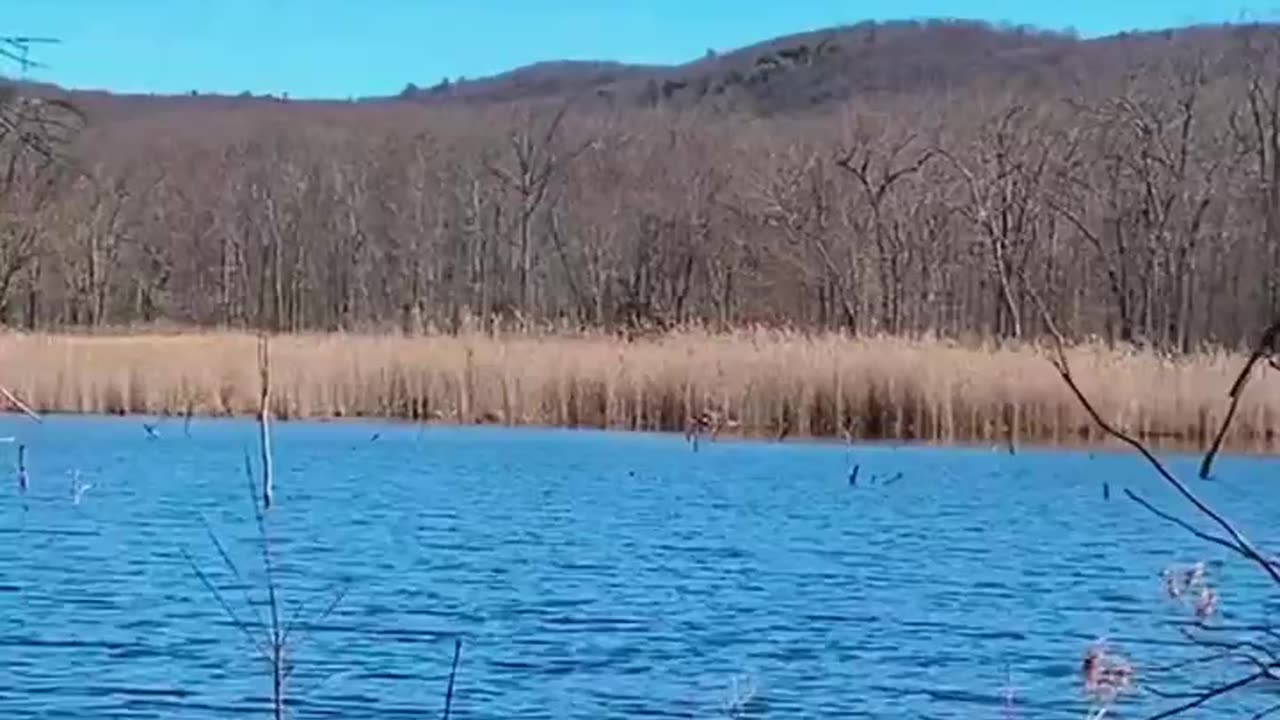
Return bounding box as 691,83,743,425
179,546,272,663
1174,627,1278,671
242,451,285,720
197,511,270,633
1146,671,1266,720
1184,622,1280,646
1122,488,1261,563
281,583,351,659
1021,281,1280,586
1199,319,1280,480
1251,700,1280,720
1023,272,1280,718
185,453,353,718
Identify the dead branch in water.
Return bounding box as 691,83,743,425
684,409,738,452
246,451,285,719
185,330,470,718
258,333,274,510
183,433,348,717
443,638,462,720
183,399,194,438
16,443,27,493
180,329,355,718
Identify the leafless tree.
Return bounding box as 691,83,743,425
0,30,1278,352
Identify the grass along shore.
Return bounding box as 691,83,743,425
0,329,1275,451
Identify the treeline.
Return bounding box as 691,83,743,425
5,25,1280,350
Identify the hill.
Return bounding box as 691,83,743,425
3,19,1280,353
8,19,1277,119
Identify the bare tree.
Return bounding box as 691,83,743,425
1,29,1279,350
484,103,593,326
939,100,1077,340
835,115,936,335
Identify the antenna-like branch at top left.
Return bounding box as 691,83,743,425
0,36,60,75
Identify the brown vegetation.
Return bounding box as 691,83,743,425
1,328,1277,450
4,21,1280,448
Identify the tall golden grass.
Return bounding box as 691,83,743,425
0,328,1275,450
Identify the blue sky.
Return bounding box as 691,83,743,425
6,1,1278,98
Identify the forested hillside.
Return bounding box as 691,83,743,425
3,20,1280,351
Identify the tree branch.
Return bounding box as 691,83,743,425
1199,319,1280,479
1022,277,1280,586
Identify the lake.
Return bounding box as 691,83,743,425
0,416,1277,719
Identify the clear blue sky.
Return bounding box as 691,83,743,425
6,1,1278,98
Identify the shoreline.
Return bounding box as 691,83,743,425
10,407,1265,461
0,329,1274,455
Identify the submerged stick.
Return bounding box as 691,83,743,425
443,638,462,720
257,333,274,510
183,336,348,720
16,443,27,493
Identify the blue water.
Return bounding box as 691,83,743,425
0,416,1277,719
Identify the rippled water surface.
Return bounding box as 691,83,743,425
1,416,1278,719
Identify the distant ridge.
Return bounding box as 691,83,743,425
5,19,1280,118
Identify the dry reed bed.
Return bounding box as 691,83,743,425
0,330,1275,450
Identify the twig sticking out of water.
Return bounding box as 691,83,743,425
685,410,731,452
442,638,462,720
258,333,274,511
249,454,285,720
181,453,289,719
1001,664,1018,720
183,455,351,718
722,675,760,719
846,467,902,487
68,470,91,505
142,421,161,440
775,415,791,442
16,443,27,493
181,337,351,720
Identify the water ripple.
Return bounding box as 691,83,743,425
0,417,1277,718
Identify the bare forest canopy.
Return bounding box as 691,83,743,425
5,19,1280,350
